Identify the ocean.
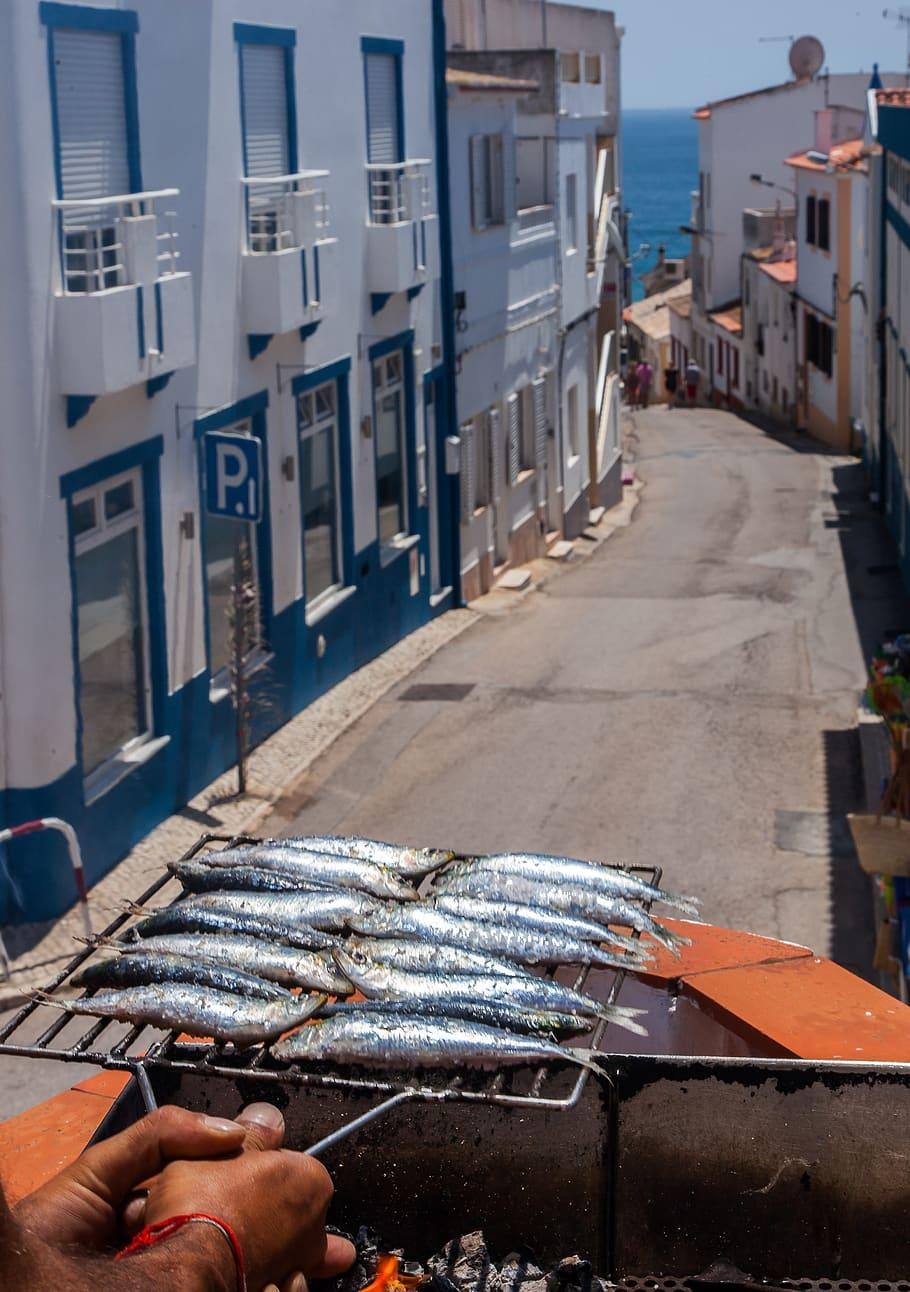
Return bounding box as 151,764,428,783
622,108,699,302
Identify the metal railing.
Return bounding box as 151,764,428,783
516,204,556,234
366,159,433,226
241,171,331,255
52,188,181,295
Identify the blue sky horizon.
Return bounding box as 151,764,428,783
550,0,904,110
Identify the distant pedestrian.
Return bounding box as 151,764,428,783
685,358,700,405
625,360,640,410
638,360,654,410
664,362,679,408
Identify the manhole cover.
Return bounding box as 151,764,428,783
399,683,476,703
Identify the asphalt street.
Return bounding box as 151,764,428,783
267,406,909,975
2,405,908,1123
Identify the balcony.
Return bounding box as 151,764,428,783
241,172,338,355
559,51,607,120
366,160,439,306
53,189,195,415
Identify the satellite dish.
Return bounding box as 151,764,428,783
789,35,825,80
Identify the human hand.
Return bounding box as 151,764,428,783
142,1105,355,1290
14,1103,248,1250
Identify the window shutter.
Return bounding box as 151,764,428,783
470,135,488,230
365,53,400,164
240,43,291,179
460,424,475,521
532,377,548,503
53,29,131,203
501,133,516,221
489,406,503,502
506,393,520,486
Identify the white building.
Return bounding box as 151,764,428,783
688,73,895,405
786,113,869,451
0,0,453,921
741,247,797,424
445,0,625,585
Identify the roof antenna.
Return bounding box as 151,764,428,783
883,8,910,84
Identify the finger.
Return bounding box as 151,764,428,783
71,1106,247,1206
281,1275,308,1292
234,1102,286,1152
121,1193,148,1236
308,1235,357,1280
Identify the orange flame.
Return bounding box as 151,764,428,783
359,1255,426,1292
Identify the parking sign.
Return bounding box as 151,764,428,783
204,432,262,522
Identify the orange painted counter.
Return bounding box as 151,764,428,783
3,919,910,1205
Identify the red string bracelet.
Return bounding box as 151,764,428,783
116,1213,248,1292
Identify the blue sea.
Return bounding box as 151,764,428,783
622,108,699,301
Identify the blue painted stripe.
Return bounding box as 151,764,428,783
122,30,143,193
284,44,299,174
291,355,353,397
313,242,321,304
154,280,164,355
234,22,296,47
136,285,146,360
40,2,138,32
60,435,164,498
368,328,415,363
194,390,270,440
361,36,404,56
301,247,309,307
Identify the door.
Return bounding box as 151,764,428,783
240,42,292,249
488,406,508,566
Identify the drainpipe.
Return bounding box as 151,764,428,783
431,0,462,601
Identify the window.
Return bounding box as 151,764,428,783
470,133,506,230
717,340,724,377
805,312,834,378
297,382,341,605
235,26,297,254
903,164,910,205
566,173,578,252
201,419,263,679
374,351,408,545
516,136,555,212
71,471,150,778
567,384,580,460
889,156,901,195
732,347,740,390
45,12,141,294
363,39,405,224
773,376,779,406
817,197,831,252
806,195,817,246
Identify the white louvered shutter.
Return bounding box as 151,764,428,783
470,135,488,230
460,424,475,522
532,377,548,503
489,407,503,503
365,53,401,164
506,394,520,486
241,44,290,178
53,29,130,204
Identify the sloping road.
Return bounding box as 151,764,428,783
270,406,908,973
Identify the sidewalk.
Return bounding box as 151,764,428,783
0,608,476,1009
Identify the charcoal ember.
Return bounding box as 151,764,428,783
498,1250,545,1292
427,1231,502,1292
545,1256,612,1292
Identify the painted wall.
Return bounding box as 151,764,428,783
0,0,448,920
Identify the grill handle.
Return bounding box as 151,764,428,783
304,1089,425,1157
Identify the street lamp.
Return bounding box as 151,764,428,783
750,173,797,202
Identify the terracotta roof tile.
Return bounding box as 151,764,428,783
786,136,867,173
760,259,797,285
878,89,910,106
710,304,744,335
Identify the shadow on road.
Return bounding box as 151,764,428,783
823,727,875,982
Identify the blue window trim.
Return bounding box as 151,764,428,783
234,22,296,48
235,25,299,180
43,4,143,200
60,435,163,499
361,37,406,165
60,435,168,785
292,357,355,597
193,390,269,439
193,394,274,679
368,330,417,545
40,3,139,33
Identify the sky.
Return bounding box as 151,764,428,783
551,0,906,110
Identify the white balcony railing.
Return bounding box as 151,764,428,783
517,204,556,234
52,189,181,295
241,171,330,254
366,159,433,226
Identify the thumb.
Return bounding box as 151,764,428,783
309,1235,357,1280
234,1102,286,1151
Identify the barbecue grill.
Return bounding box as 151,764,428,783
4,834,910,1280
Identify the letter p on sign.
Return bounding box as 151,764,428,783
205,431,262,523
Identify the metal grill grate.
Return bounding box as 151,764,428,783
0,834,659,1148
618,1283,910,1292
